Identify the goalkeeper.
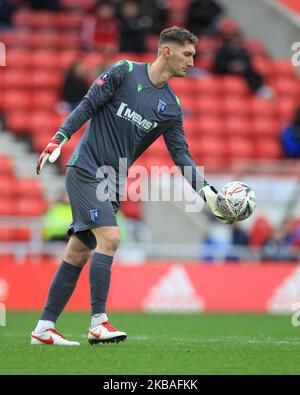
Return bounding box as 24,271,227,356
31,27,229,347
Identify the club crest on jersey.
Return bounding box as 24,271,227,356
90,209,99,222
157,100,167,113
96,73,109,87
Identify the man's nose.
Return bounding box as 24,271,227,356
187,58,194,67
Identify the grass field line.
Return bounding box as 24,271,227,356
3,333,300,345
78,333,300,345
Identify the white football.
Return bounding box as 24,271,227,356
216,181,256,222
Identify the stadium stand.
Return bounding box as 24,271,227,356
0,0,300,261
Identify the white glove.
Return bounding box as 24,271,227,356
199,185,235,224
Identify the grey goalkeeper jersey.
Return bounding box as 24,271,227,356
58,60,206,192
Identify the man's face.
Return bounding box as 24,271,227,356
166,42,196,77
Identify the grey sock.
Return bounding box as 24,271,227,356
89,252,113,315
40,260,82,322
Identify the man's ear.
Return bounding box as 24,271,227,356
162,44,172,58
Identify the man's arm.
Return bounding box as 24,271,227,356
163,114,207,192
37,60,130,174
163,115,233,224
58,60,129,140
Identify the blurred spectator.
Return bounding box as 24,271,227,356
61,59,89,112
0,112,6,131
0,0,21,30
260,219,297,261
213,32,275,99
140,0,169,34
249,216,272,249
186,0,223,37
42,192,72,243
225,223,249,261
82,1,118,52
232,223,249,246
118,0,148,53
26,0,62,11
281,106,300,158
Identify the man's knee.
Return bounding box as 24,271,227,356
64,236,91,267
92,227,121,254
66,250,91,267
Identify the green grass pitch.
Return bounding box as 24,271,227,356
1,311,300,375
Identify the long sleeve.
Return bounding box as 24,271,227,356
57,61,129,140
163,114,208,192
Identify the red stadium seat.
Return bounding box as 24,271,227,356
6,111,32,134
0,199,17,215
223,97,250,116
31,91,59,111
227,137,255,159
217,18,241,36
199,156,229,172
252,57,273,78
29,31,59,48
0,156,14,177
120,200,142,220
2,30,32,48
144,137,168,157
0,227,31,242
12,9,32,27
169,78,194,95
3,91,31,111
191,77,223,96
196,97,223,116
253,117,280,137
30,112,58,135
17,199,47,216
197,136,226,157
256,138,283,159
197,116,224,135
61,0,96,10
31,50,59,70
277,98,298,123
55,12,83,30
6,49,31,68
17,179,43,199
245,39,268,57
31,71,63,89
224,116,252,136
251,97,277,117
272,59,297,79
222,76,249,96
272,77,299,98
196,37,221,55
58,50,81,70
3,70,33,89
0,178,18,197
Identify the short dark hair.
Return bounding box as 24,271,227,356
159,26,198,48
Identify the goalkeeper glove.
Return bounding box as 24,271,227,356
199,185,235,224
37,132,68,175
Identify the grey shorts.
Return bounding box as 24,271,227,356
65,166,120,249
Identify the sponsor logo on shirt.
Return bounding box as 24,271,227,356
157,99,167,113
96,73,109,87
116,102,158,132
90,209,99,222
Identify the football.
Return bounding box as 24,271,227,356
216,181,256,222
